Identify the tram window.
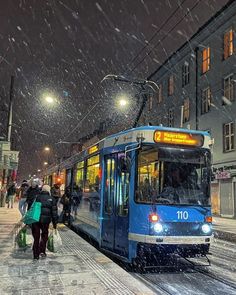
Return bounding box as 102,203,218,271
75,161,84,190
136,148,160,203
85,155,100,193
117,172,129,216
105,158,115,214
136,146,211,205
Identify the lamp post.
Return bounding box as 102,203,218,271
44,146,51,165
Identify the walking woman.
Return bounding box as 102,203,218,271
28,184,58,260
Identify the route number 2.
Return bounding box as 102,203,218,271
177,211,189,220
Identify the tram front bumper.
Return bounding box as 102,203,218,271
128,233,213,245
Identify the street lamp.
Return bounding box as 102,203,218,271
44,161,48,166
101,74,159,127
44,146,50,152
117,95,129,107
41,92,58,106
37,169,41,172
45,96,54,104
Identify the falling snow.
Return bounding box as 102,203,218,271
0,0,230,182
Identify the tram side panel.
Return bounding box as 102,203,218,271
72,156,102,243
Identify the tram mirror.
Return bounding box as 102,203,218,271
120,156,131,173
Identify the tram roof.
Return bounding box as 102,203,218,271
44,126,211,175
105,126,210,140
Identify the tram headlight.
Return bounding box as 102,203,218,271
202,223,211,234
154,223,163,233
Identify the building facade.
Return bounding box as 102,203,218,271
141,0,236,218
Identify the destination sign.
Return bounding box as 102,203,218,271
153,131,203,147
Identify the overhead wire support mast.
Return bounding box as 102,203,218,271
101,74,159,128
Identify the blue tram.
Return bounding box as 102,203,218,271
45,126,213,263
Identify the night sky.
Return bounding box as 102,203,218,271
0,0,228,181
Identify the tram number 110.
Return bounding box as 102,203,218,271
177,211,189,220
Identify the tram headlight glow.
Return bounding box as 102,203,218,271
202,223,211,234
154,223,163,233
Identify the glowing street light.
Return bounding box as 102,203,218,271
45,96,54,104
44,146,50,152
119,98,128,107
44,161,48,165
116,94,129,108
37,169,41,172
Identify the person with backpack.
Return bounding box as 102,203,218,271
18,180,29,216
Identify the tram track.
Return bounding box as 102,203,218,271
133,267,236,295
134,273,174,295
130,255,236,295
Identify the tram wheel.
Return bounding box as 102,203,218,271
132,258,146,273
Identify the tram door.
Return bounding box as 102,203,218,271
101,154,129,257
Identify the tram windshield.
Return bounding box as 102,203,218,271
136,146,211,206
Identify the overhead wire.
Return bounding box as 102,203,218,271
129,0,202,75
124,0,188,75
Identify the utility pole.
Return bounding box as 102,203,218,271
195,47,199,130
3,76,15,190
7,76,14,145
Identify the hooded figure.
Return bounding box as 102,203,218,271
30,184,58,260
51,183,61,201
26,180,40,210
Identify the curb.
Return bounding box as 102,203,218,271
213,230,236,243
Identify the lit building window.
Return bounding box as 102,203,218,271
168,108,174,127
223,122,234,152
183,98,190,123
182,61,190,87
157,84,163,103
201,87,211,114
202,47,210,74
224,29,234,60
168,75,174,96
223,74,234,104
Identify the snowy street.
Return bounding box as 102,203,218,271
132,239,236,295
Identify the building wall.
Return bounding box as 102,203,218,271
142,0,236,218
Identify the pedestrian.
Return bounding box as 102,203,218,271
28,184,58,260
26,180,40,211
6,182,16,209
60,186,72,225
18,180,29,216
51,183,61,205
71,183,82,216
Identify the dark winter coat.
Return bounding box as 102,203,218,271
7,185,16,196
26,186,41,209
29,191,58,226
20,183,29,199
51,186,61,199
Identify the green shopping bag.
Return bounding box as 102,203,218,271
23,200,42,224
47,232,54,252
17,227,27,248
